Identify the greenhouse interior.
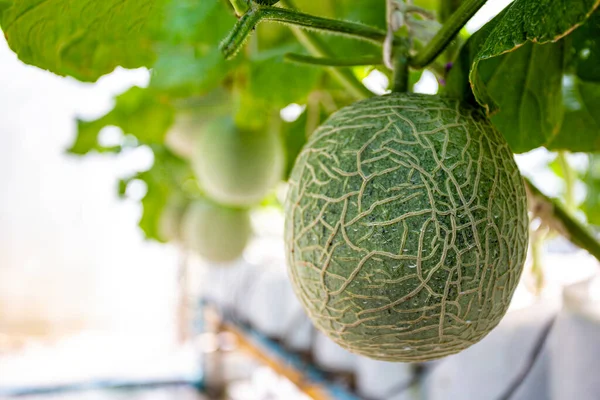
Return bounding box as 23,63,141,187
1,0,600,399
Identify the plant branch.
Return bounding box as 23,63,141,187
285,53,383,67
410,0,487,69
221,7,263,59
439,0,464,62
440,0,464,23
221,5,387,60
526,177,600,264
392,41,410,93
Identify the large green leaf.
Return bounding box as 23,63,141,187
1,0,162,81
446,3,600,153
470,0,600,114
548,79,600,151
69,87,174,155
0,0,11,19
484,41,564,152
446,14,564,153
1,0,237,87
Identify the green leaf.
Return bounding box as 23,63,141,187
470,0,600,115
548,78,600,151
446,3,599,153
484,41,564,153
149,0,239,97
582,155,600,225
0,0,11,18
248,44,322,107
150,47,236,97
1,0,237,87
125,146,198,241
1,0,162,81
69,87,174,155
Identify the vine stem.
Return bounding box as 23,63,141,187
439,0,464,62
392,41,410,93
385,1,410,93
525,177,600,264
285,53,383,67
220,5,387,60
410,0,487,69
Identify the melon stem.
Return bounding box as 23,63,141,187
392,41,410,93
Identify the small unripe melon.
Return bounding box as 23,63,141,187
192,118,284,207
285,93,528,362
166,89,232,159
182,200,252,263
158,196,189,243
165,111,204,160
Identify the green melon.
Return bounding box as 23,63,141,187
192,117,284,207
166,89,232,159
165,111,204,160
182,200,252,263
158,196,189,243
285,93,528,362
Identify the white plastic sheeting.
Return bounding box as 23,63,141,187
550,278,600,400
203,259,600,400
424,299,557,400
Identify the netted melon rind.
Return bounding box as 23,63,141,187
284,93,528,362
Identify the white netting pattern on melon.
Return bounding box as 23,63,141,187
285,94,528,362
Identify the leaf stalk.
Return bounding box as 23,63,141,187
285,53,383,67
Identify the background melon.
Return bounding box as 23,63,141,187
165,89,232,159
192,117,284,207
183,200,252,263
158,196,189,243
285,93,529,362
